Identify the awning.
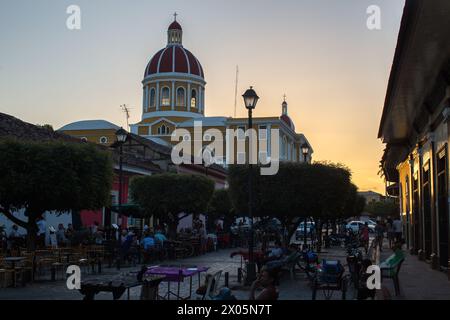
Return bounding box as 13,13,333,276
386,183,399,198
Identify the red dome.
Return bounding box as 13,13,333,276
168,21,182,30
144,46,204,78
281,114,295,131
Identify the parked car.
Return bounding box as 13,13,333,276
346,221,375,233
230,217,252,234
296,221,315,239
254,218,282,233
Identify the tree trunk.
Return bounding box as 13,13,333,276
168,222,178,240
72,210,82,230
287,219,300,245
0,207,39,250
26,226,38,251
317,219,323,252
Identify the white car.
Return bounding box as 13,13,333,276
346,221,375,233
230,217,252,234
296,221,315,238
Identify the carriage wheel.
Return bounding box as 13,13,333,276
311,278,318,300
323,287,334,300
183,243,194,258
341,276,348,300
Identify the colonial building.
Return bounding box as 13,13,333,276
58,15,313,230
358,191,384,204
57,120,227,229
130,17,313,165
58,120,120,146
378,0,450,272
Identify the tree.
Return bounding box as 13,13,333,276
207,189,234,233
129,173,215,238
365,198,398,219
0,140,113,249
228,162,357,243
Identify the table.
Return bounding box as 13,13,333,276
78,274,165,300
2,257,26,287
86,250,103,273
145,265,209,300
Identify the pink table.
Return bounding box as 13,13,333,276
145,265,209,300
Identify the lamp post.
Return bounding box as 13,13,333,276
242,86,259,285
301,142,309,163
116,128,128,215
301,142,309,248
115,127,128,269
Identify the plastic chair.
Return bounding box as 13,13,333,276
197,270,223,300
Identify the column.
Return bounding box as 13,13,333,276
156,82,160,111
429,133,439,268
409,155,415,252
199,86,203,113
418,146,425,258
171,81,175,110
143,86,147,111
187,83,191,112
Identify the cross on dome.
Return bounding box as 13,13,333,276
168,13,183,45
282,94,288,115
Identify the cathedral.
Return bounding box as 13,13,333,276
59,16,313,166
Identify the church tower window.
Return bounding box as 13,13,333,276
176,87,185,106
149,88,156,107
157,124,170,135
191,89,197,108
161,87,170,106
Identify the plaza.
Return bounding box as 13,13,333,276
1,0,450,303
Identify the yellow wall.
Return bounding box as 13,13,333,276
60,129,117,146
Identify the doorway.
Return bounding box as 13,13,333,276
437,146,449,269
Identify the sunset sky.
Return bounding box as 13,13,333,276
0,0,405,193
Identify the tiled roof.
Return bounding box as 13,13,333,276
0,112,83,143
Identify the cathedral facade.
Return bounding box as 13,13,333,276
129,17,313,166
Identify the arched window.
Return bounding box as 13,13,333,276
157,124,170,135
149,88,156,107
161,87,170,106
176,87,185,106
191,89,197,108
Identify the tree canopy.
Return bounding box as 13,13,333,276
0,140,113,247
130,173,215,237
227,162,362,239
207,189,234,232
365,198,398,218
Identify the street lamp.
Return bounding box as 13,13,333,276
242,86,259,285
115,127,128,210
115,127,128,269
301,142,309,163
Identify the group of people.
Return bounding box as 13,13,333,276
357,217,403,253
116,226,169,265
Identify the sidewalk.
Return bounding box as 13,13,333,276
379,244,450,300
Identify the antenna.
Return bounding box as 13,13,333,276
120,104,131,130
234,65,239,118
